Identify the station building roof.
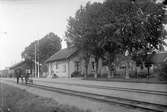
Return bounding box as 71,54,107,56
45,46,78,63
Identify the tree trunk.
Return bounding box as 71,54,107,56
94,57,99,79
107,68,111,79
98,58,102,77
136,67,138,79
111,66,114,78
107,54,114,79
125,63,130,79
136,70,138,79
108,65,114,78
84,58,89,79
147,67,150,80
82,51,90,79
84,64,88,79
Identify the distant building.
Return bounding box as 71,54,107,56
9,60,42,78
10,61,26,70
9,61,26,77
0,67,10,77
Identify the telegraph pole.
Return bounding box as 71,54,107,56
37,39,40,78
0,31,6,109
35,42,37,78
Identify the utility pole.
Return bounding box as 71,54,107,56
37,39,40,78
35,42,37,78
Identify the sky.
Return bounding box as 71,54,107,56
0,0,104,70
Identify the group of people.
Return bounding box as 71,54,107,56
15,68,30,84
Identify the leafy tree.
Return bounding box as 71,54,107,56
66,0,167,79
22,32,61,71
103,0,167,78
99,22,123,78
66,2,108,78
108,0,166,53
81,49,91,78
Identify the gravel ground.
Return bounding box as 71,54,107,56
1,80,144,112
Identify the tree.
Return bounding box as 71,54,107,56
22,32,62,71
100,22,123,78
66,0,167,79
105,0,167,54
66,2,108,78
104,0,167,79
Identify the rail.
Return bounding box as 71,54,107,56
28,83,167,112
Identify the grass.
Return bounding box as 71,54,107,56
0,83,90,112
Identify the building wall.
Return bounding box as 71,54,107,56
47,63,52,78
49,61,68,77
68,54,83,77
48,58,80,78
68,60,75,77
47,51,84,78
47,52,156,78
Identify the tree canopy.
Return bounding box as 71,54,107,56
65,0,167,77
66,2,113,77
22,32,62,65
66,0,167,54
104,0,166,54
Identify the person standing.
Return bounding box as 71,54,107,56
20,74,24,83
25,69,30,84
15,69,20,84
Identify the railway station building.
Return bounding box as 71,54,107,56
45,46,167,78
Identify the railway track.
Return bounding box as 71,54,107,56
27,83,167,112
3,79,167,112
36,80,167,96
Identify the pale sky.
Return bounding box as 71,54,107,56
0,0,104,70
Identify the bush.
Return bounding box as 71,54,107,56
158,63,167,81
129,72,137,79
52,74,58,78
137,72,147,79
87,73,94,78
101,73,108,78
97,73,108,78
158,72,167,81
71,71,82,77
